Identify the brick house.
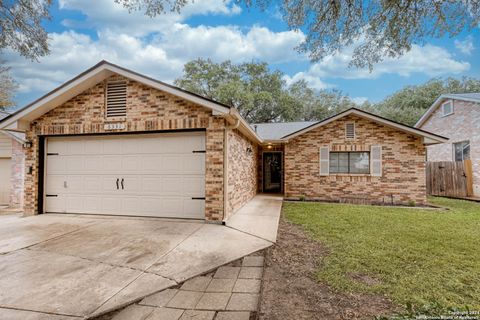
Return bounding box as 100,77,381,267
415,93,480,196
0,61,447,221
0,111,25,208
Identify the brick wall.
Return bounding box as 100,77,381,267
419,99,480,196
225,128,258,219
284,115,427,205
10,140,24,209
23,75,226,220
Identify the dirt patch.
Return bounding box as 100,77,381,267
348,272,383,287
258,215,398,320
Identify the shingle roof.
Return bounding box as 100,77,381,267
444,93,480,101
250,121,318,140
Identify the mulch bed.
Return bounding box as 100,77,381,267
257,215,398,320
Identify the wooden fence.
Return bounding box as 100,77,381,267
426,160,473,198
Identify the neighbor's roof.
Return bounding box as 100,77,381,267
0,60,232,131
281,108,448,145
251,121,318,140
0,111,27,143
415,93,480,128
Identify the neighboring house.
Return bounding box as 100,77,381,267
415,93,480,196
0,111,25,208
0,61,447,221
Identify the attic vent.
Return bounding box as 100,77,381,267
345,122,355,139
106,80,127,118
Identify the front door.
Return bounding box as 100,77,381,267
263,152,282,193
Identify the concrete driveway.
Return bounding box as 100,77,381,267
0,196,281,319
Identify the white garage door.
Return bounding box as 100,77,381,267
0,158,11,205
45,132,206,219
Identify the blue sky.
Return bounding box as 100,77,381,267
3,0,479,109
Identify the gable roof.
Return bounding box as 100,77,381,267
0,60,231,131
415,93,480,128
282,108,448,145
251,121,317,140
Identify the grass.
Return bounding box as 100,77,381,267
283,197,480,313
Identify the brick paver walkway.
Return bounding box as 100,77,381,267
112,254,265,320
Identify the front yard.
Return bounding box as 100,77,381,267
259,197,480,319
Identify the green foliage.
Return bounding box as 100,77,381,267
283,197,480,315
175,58,352,123
0,64,17,110
368,77,480,126
0,1,51,60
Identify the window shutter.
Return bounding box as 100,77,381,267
345,122,355,139
371,145,382,176
106,80,127,118
319,146,329,176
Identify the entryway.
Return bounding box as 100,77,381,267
263,152,282,193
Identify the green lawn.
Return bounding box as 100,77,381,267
283,197,480,314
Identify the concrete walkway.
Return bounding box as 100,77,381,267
0,195,282,319
226,194,283,242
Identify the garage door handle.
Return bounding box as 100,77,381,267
191,197,206,200
121,178,124,190
116,178,119,190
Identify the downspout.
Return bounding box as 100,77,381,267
223,119,240,223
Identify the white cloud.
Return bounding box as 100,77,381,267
286,43,470,88
455,36,475,55
283,72,331,90
351,97,368,105
59,0,243,36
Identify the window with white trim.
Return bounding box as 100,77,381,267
345,122,355,139
442,100,453,117
453,141,470,161
106,80,127,118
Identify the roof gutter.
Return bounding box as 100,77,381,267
225,108,263,144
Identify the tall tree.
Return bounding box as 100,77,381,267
0,64,17,110
0,1,51,60
175,58,304,123
369,77,480,126
288,81,356,121
117,0,480,68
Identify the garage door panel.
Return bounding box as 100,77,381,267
122,176,141,193
102,156,122,172
185,154,205,174
46,156,66,174
0,159,10,204
84,196,102,213
102,197,123,213
184,200,205,219
47,140,67,155
46,175,66,194
84,139,103,155
45,196,65,213
102,176,120,193
65,156,84,173
65,176,83,193
184,177,205,195
141,155,163,173
66,195,85,213
84,156,103,173
122,155,141,173
66,140,85,155
45,132,205,219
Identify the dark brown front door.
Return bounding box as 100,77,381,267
263,152,282,193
